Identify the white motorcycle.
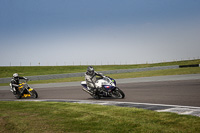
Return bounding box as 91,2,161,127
81,76,125,99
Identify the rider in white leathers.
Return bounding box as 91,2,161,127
85,66,103,95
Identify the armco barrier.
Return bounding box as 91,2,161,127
0,65,180,83
179,64,200,68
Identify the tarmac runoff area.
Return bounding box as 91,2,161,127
1,74,200,117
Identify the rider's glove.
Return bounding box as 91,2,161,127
14,85,19,87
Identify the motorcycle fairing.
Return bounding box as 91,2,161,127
103,85,115,91
81,81,87,88
109,78,116,86
22,94,31,97
29,88,33,91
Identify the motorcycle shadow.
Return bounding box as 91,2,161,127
15,97,39,99
87,97,123,100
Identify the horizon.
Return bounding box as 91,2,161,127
1,59,199,67
0,0,200,66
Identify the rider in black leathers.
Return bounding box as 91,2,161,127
10,73,28,95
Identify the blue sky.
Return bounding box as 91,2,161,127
0,0,200,66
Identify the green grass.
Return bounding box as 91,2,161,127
23,67,200,84
0,59,200,86
109,67,200,79
0,101,200,133
1,59,200,78
0,67,200,86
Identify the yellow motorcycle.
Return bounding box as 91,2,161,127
10,80,38,99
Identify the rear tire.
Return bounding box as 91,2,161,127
15,91,22,99
111,88,125,99
92,88,101,99
93,94,101,99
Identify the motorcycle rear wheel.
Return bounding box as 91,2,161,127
15,94,22,99
111,88,125,99
15,91,22,99
93,94,101,99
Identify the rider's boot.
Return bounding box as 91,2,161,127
92,88,97,95
11,87,17,95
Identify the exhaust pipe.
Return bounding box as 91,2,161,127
82,88,93,95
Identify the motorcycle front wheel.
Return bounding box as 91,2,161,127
30,90,38,98
111,88,125,99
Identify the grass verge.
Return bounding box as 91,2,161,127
1,59,200,78
0,101,200,133
0,67,200,86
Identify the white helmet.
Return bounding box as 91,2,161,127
13,73,19,78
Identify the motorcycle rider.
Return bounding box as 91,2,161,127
10,73,28,95
85,66,104,95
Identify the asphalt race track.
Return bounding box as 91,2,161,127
1,74,200,117
1,79,200,106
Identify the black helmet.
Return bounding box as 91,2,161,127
87,66,94,75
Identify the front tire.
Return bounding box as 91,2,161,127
111,88,125,99
30,90,38,98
